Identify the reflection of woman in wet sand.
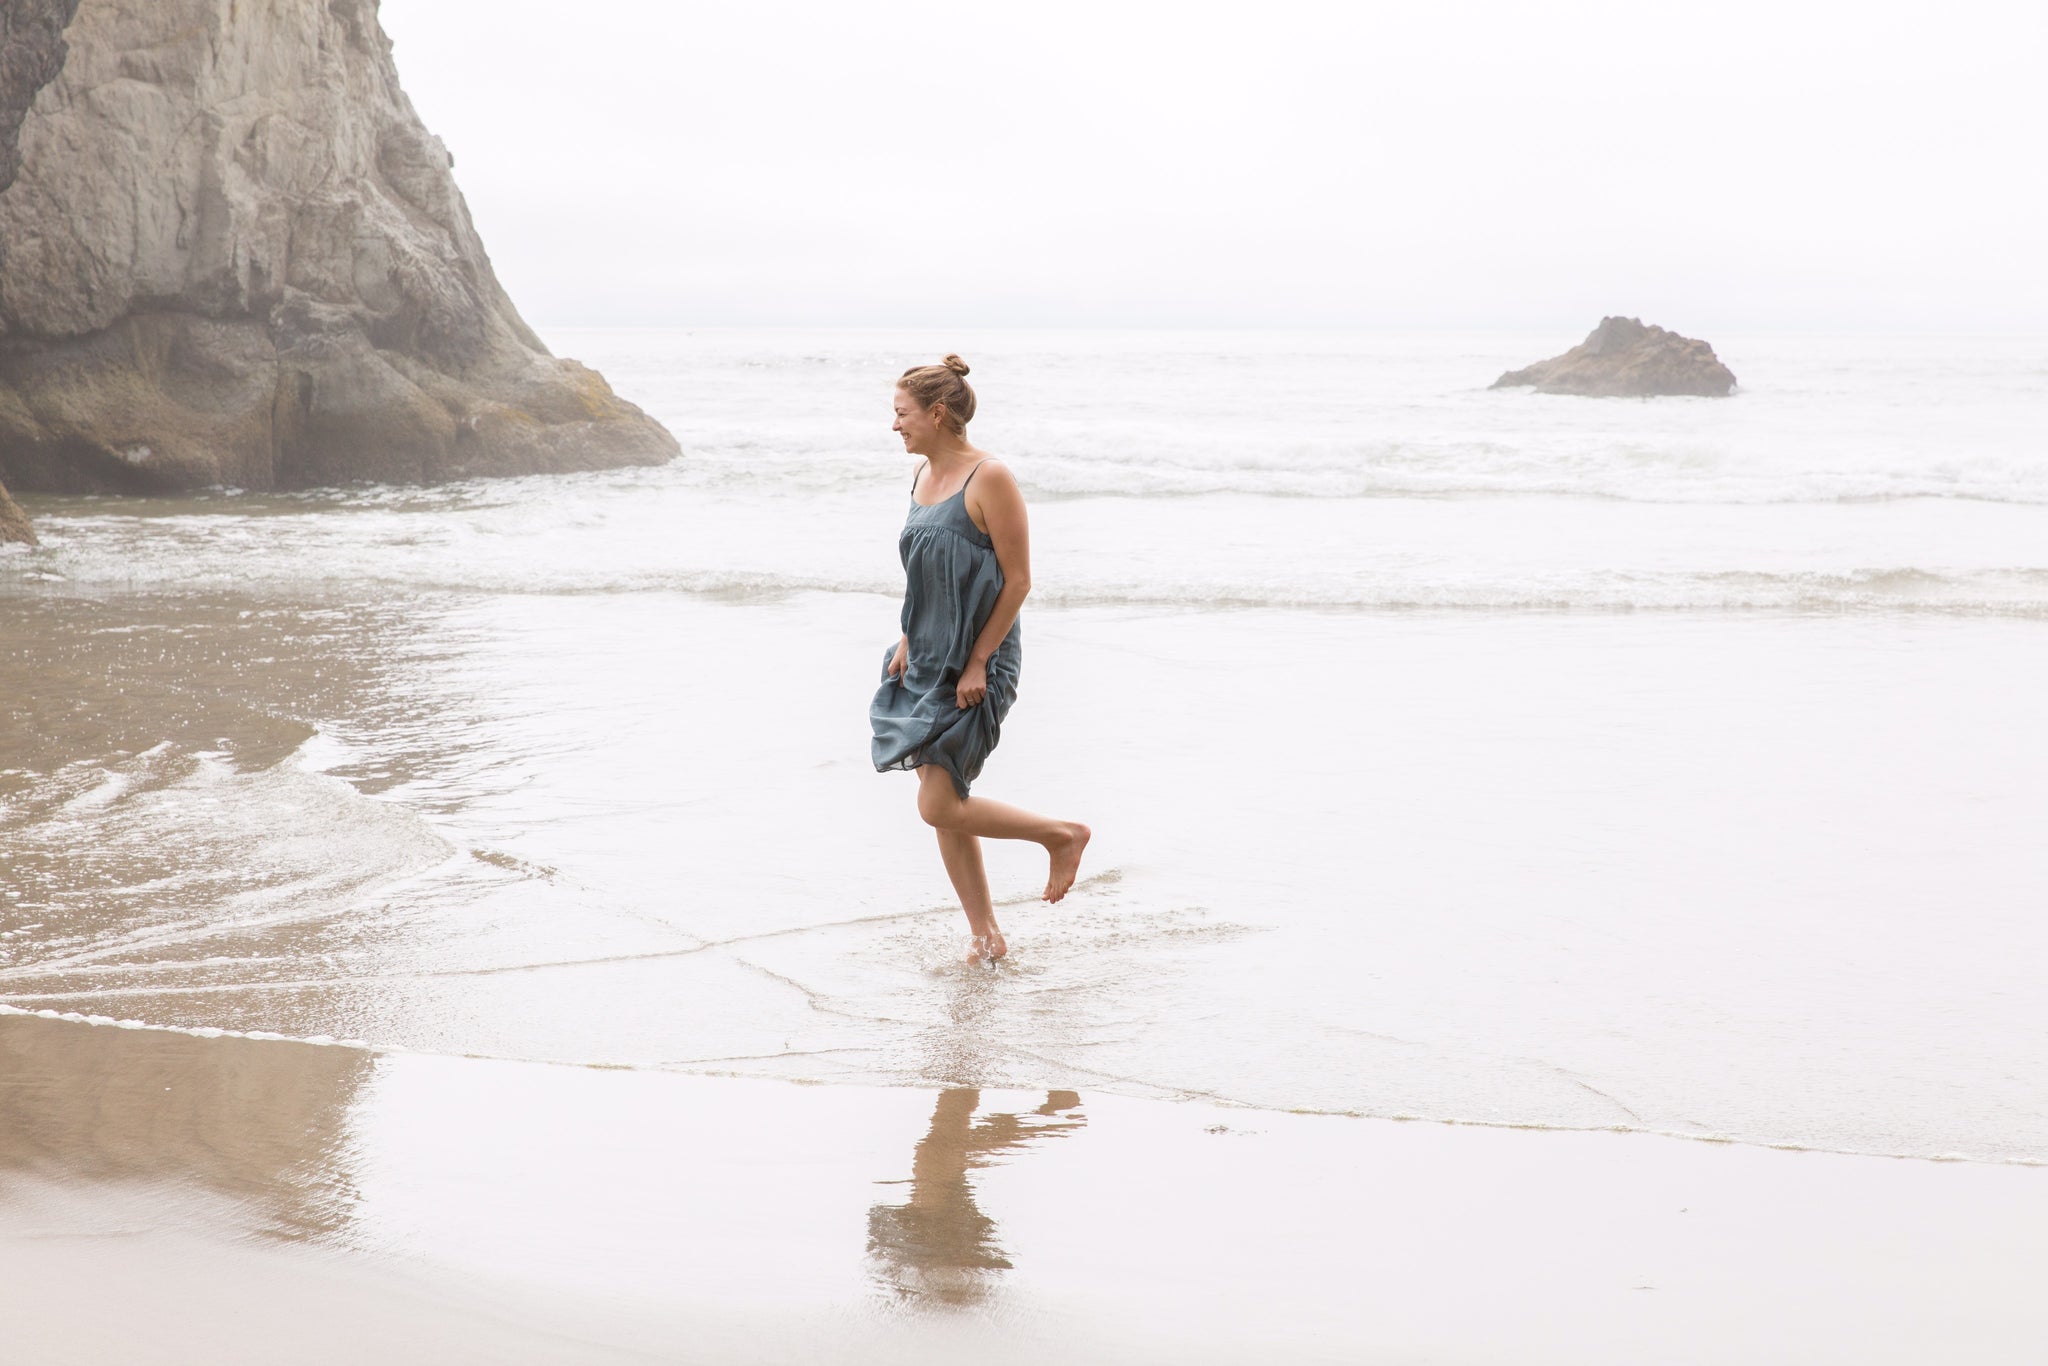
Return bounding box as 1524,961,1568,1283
0,1012,370,1241
866,1088,1084,1305
870,357,1091,963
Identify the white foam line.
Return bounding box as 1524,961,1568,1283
0,1003,2038,1170
987,1038,2047,1171
0,872,1129,994
726,954,921,1028
0,1003,366,1049
0,900,989,997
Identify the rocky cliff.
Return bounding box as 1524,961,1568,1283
0,0,78,196
0,476,30,542
1492,317,1737,397
0,0,676,525
0,0,82,541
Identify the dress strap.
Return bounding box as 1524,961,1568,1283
961,458,995,493
909,459,929,496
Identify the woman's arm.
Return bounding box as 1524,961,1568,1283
955,461,1031,708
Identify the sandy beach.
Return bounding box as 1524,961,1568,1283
6,329,2048,1361
5,1006,2046,1363
5,0,2043,1353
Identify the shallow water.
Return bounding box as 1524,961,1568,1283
3,328,2046,1163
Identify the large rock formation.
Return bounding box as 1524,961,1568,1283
1492,317,1737,397
0,0,81,540
0,0,676,515
0,475,31,543
0,0,77,196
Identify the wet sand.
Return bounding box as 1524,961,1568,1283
7,331,2048,1360
5,1008,2046,1364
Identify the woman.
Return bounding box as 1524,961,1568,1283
870,355,1090,962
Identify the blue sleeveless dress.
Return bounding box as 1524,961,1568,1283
870,459,1022,799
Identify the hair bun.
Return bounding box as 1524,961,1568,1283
942,353,970,377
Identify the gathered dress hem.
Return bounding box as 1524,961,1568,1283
870,460,1021,801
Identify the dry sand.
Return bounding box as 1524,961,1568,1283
3,1008,2046,1364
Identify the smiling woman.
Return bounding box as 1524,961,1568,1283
870,355,1090,963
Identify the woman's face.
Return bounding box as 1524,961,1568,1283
891,386,946,455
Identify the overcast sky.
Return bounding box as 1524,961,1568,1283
380,0,2045,332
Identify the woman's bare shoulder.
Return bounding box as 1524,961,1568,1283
971,455,1020,493
964,456,1024,534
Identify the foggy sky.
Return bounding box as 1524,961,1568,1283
380,0,2045,332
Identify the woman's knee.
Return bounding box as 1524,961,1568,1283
916,772,962,828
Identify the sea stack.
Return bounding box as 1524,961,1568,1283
0,0,677,505
1493,317,1737,397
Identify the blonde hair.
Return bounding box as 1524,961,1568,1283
897,354,976,435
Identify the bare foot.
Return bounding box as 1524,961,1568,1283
1043,822,1091,903
964,930,1008,963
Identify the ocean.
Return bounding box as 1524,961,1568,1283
4,326,2045,1165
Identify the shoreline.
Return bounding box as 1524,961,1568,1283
6,1005,2038,1172
5,1009,2047,1363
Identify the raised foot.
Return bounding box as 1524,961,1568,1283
1042,822,1091,903
965,929,1008,963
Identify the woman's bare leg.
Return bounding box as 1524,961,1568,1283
934,827,1006,960
916,765,1091,904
